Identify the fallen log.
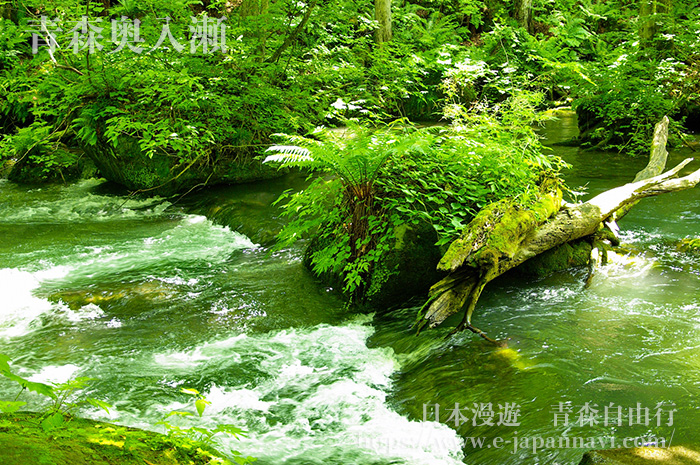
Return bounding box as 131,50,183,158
416,116,699,341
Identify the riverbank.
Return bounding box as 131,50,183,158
1,116,699,464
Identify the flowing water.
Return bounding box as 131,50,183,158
1,115,699,464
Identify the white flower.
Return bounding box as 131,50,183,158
331,98,347,110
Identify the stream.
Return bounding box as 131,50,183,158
1,114,699,464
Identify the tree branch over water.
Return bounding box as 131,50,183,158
417,117,700,341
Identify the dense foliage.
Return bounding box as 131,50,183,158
2,0,698,300
1,0,698,181
265,92,565,300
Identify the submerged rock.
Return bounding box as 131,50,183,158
0,412,232,465
304,221,445,310
677,237,700,254
49,280,177,310
579,446,700,465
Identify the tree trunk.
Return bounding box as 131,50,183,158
374,0,392,44
417,117,700,339
639,0,672,46
515,0,533,35
266,0,318,63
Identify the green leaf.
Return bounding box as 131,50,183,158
195,398,210,417
180,388,200,396
215,424,247,439
54,377,94,392
189,426,212,436
165,410,193,418
41,412,64,432
86,398,112,414
3,373,55,399
450,217,464,229
0,354,11,373
0,401,26,413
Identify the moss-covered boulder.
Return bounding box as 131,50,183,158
514,238,592,278
363,222,446,309
0,159,14,178
0,413,232,465
82,134,282,195
179,177,301,246
304,221,445,310
579,446,700,465
7,149,97,184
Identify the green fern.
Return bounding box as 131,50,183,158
265,115,563,302
264,121,435,298
266,122,390,188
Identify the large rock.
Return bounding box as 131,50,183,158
177,174,305,246
363,222,445,309
304,221,446,310
0,412,233,465
82,134,283,195
7,149,97,184
513,238,592,278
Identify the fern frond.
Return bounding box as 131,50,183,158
264,145,314,164
271,133,326,148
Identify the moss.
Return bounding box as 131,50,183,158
8,149,97,184
543,108,576,118
82,135,172,193
82,134,283,195
364,221,445,309
515,239,592,278
303,221,445,310
0,413,232,465
0,159,14,178
437,199,508,271
439,182,562,272
677,238,700,254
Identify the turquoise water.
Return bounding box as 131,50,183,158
1,116,699,464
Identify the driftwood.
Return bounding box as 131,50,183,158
417,117,699,342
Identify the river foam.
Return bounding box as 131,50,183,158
107,317,465,465
0,215,255,338
0,178,172,223
0,268,61,338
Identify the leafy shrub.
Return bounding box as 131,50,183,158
573,44,683,155
265,93,565,302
